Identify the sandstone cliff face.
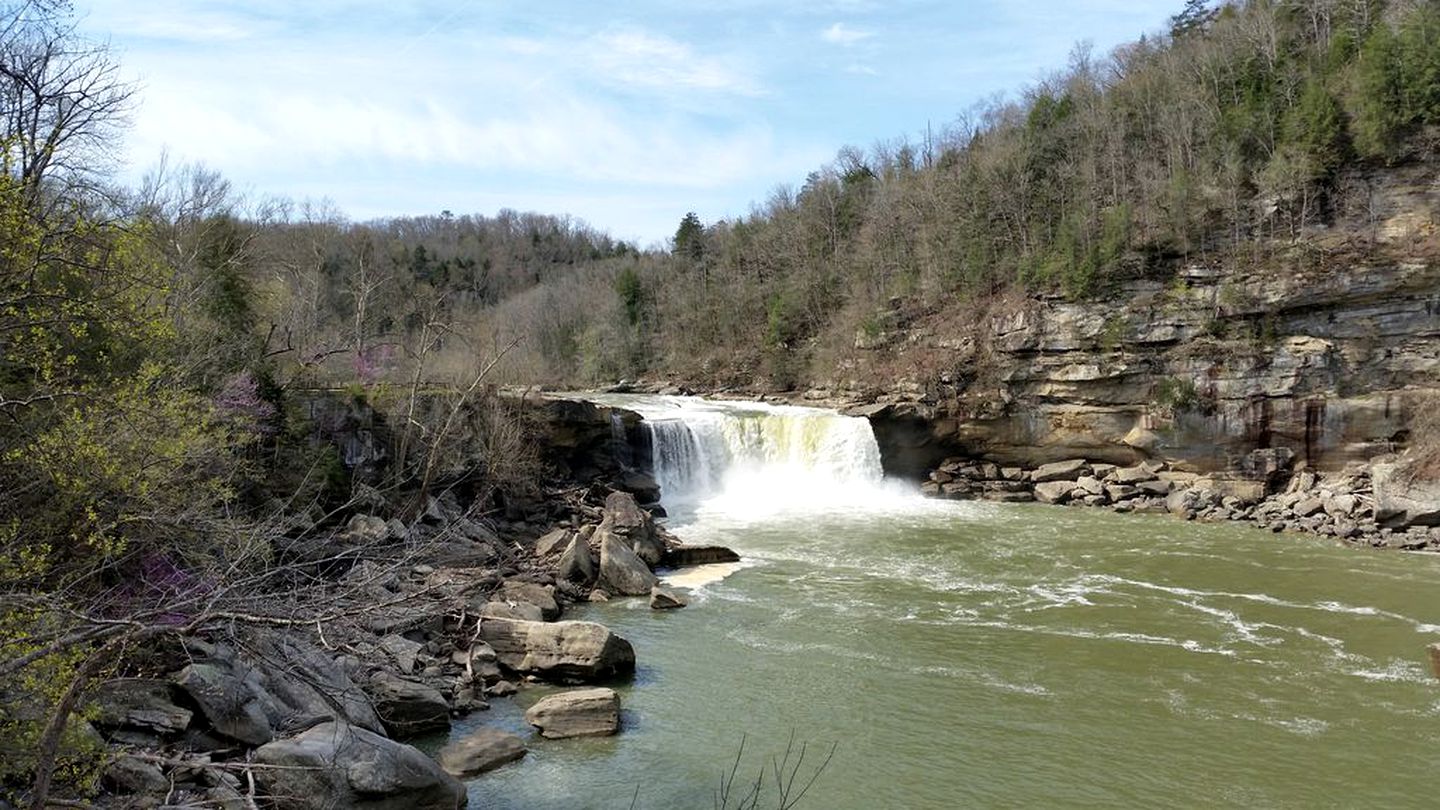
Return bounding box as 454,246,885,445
862,166,1440,479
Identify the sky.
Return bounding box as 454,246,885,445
78,0,1181,247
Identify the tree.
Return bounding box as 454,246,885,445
1170,0,1218,39
0,0,135,205
674,211,705,261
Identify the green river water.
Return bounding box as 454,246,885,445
454,399,1440,809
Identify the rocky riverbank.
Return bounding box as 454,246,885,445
918,453,1440,552
84,474,724,808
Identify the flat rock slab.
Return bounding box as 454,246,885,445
1032,459,1090,483
479,618,635,682
663,545,741,566
439,727,527,778
524,688,620,739
91,678,193,736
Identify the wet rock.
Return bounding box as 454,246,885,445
982,490,1035,503
649,586,688,610
254,721,466,810
664,545,741,566
366,672,450,738
1429,643,1440,680
524,688,621,739
438,727,527,778
478,618,636,682
597,527,658,596
488,680,518,697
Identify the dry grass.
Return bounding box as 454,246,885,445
1403,392,1440,481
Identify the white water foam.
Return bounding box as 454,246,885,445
611,395,897,516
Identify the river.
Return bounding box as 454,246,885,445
462,396,1440,809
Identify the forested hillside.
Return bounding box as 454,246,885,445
486,0,1440,389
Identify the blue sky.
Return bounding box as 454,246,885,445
80,1,1180,246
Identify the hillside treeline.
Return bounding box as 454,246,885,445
483,0,1440,387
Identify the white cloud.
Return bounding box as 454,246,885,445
585,28,764,97
820,22,873,46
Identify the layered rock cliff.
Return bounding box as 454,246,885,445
855,163,1440,484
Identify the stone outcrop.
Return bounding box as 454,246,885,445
597,527,658,596
253,721,466,810
438,727,527,777
478,618,636,682
523,688,621,739
856,236,1439,481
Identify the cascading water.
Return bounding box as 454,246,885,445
591,395,888,514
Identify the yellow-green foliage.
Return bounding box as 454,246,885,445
0,608,106,804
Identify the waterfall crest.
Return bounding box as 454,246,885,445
603,396,886,509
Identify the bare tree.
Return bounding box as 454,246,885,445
0,0,136,205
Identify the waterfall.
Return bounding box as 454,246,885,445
615,397,886,509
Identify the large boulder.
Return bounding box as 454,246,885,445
524,688,621,739
1033,481,1072,504
174,661,275,746
1031,459,1090,483
494,580,561,621
255,633,384,734
253,721,466,810
365,672,450,738
1111,465,1158,485
91,679,193,737
1373,462,1440,527
603,493,665,566
478,618,635,682
534,528,573,557
597,528,658,596
557,534,597,585
479,600,544,622
438,727,527,778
